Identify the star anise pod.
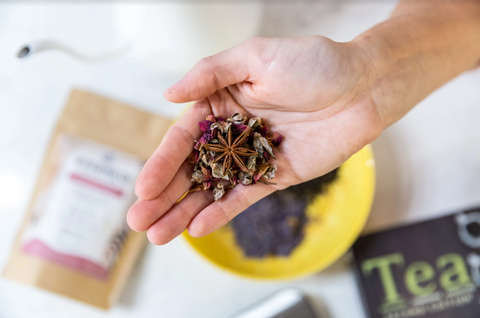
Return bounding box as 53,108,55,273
204,127,257,176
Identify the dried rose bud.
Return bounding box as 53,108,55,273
267,132,283,147
247,117,263,129
226,113,247,125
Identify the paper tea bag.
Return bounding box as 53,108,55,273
2,89,171,309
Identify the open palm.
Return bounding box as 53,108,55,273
127,36,384,245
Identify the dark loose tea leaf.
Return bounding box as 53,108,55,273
188,114,283,201
231,169,339,258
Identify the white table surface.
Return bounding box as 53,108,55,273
1,2,480,318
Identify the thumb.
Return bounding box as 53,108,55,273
164,42,254,103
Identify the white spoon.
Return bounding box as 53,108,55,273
17,39,131,62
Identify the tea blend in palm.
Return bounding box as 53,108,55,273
231,169,338,258
188,114,283,201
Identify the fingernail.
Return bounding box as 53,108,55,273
165,79,183,94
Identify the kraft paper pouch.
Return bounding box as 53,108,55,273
2,89,171,309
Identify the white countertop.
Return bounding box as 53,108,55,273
1,2,479,318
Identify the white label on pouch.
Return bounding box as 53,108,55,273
22,136,143,280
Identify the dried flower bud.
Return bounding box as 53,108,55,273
206,115,216,122
238,171,253,185
227,113,247,125
247,117,262,129
213,183,225,201
254,163,270,182
265,165,277,179
191,169,203,183
253,133,264,158
253,132,276,159
201,154,209,166
229,175,238,187
267,132,283,147
246,155,257,171
212,163,229,180
203,181,212,190
248,117,267,136
211,121,232,134
260,135,275,159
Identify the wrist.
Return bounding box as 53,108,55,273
349,32,408,128
351,2,480,127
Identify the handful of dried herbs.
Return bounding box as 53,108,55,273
188,113,283,201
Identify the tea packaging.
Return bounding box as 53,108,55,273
2,89,171,309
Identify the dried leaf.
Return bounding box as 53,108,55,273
210,127,218,139
254,163,270,181
191,169,203,183
247,117,263,129
201,153,210,166
189,183,205,193
201,166,211,181
187,151,197,164
203,181,212,190
212,163,229,180
246,155,257,171
211,121,232,134
253,133,264,157
259,135,276,159
238,171,253,185
264,165,277,179
213,183,225,201
229,175,238,187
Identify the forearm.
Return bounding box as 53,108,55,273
354,0,480,127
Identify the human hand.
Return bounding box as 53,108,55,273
127,36,385,245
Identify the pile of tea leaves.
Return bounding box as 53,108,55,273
188,113,283,201
231,168,339,258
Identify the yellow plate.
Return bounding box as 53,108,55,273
183,145,375,280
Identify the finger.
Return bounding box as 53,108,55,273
147,190,213,245
188,183,276,237
164,40,257,103
127,161,192,232
135,101,211,200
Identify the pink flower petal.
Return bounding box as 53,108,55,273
231,124,249,136
257,125,268,136
199,120,214,133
